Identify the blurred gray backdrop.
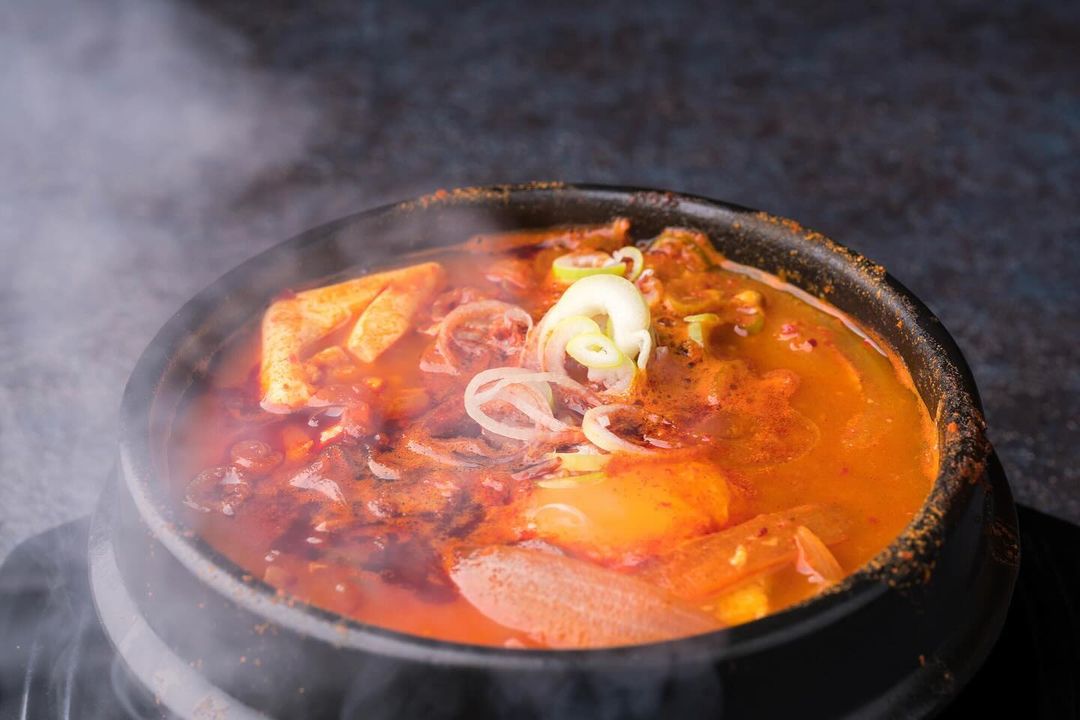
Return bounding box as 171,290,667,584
0,0,1076,560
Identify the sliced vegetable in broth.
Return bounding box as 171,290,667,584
169,219,936,649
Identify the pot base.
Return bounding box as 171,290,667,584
0,463,1042,720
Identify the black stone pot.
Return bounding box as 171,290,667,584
92,184,1020,719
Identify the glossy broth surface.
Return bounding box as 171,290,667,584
169,221,936,648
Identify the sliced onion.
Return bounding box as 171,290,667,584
541,315,601,373
587,358,638,395
472,368,600,418
552,252,626,283
465,367,576,441
471,367,551,403
566,332,626,369
499,383,567,432
581,404,656,455
472,369,589,405
612,246,645,281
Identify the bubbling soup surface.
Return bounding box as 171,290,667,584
169,220,936,649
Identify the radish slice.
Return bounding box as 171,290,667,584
450,546,720,648
643,505,849,600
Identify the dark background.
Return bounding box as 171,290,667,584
0,0,1076,559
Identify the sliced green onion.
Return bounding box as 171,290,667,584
611,246,645,281
734,313,765,336
536,472,606,489
684,313,721,347
535,274,653,370
552,451,610,472
552,252,626,283
731,290,765,337
542,315,602,372
566,332,626,369
733,289,764,307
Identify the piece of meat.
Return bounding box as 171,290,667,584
329,529,458,603
184,465,253,517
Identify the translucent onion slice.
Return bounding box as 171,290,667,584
464,367,581,441
566,332,626,369
793,525,845,585
612,246,645,281
541,315,602,373
551,252,627,283
581,404,655,455
480,368,555,407
472,369,590,405
587,358,638,395
499,383,567,432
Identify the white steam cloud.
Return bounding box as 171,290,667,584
0,0,319,560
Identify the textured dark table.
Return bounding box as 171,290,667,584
0,0,1077,559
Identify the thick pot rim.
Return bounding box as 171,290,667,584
116,182,992,672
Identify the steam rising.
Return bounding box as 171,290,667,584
0,4,712,716
0,0,317,560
